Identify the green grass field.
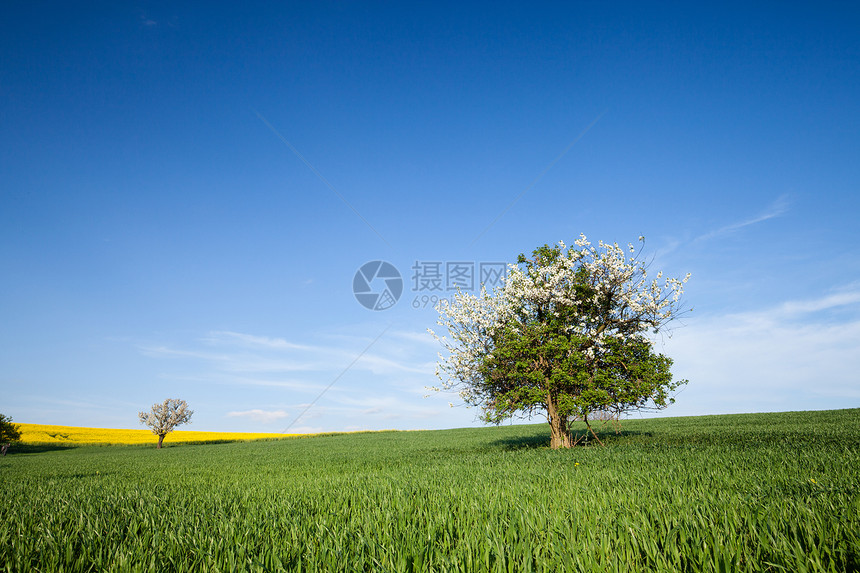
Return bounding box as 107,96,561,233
2,409,858,572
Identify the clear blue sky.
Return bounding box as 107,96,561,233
2,2,858,432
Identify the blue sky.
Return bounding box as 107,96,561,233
2,2,858,433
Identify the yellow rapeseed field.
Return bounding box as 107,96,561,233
17,423,298,445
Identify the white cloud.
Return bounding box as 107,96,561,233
203,331,317,352
662,287,860,415
387,329,440,347
152,373,325,392
141,328,435,381
136,326,457,431
287,426,325,434
353,353,434,375
696,194,791,242
330,394,444,420
139,346,229,362
779,289,860,314
140,345,321,373
226,409,289,423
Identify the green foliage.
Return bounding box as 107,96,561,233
1,409,858,571
0,413,21,443
472,242,686,445
481,310,681,425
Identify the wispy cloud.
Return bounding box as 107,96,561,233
696,194,791,242
330,394,444,420
155,373,325,392
779,289,860,315
662,286,860,415
387,329,440,347
354,352,434,375
281,325,391,432
138,11,157,27
137,327,447,430
139,344,321,373
288,426,326,434
202,331,317,351
144,330,434,376
226,409,289,423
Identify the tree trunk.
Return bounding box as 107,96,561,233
157,434,164,449
547,393,573,449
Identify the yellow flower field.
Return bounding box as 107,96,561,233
17,423,299,445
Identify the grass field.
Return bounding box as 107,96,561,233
2,409,858,572
15,423,298,446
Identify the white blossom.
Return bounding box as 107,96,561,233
430,235,689,398
138,398,193,448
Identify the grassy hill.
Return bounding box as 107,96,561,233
1,409,858,572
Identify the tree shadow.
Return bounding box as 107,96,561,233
596,429,655,445
6,443,79,455
601,429,655,439
492,429,656,450
491,434,551,450
167,439,248,447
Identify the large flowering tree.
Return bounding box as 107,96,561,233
431,235,690,449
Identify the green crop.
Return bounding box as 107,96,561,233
1,409,858,572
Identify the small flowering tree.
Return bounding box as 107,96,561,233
431,235,690,449
0,413,21,455
138,398,193,449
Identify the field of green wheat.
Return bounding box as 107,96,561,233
1,409,858,572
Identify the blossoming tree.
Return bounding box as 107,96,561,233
431,235,690,448
139,398,193,449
